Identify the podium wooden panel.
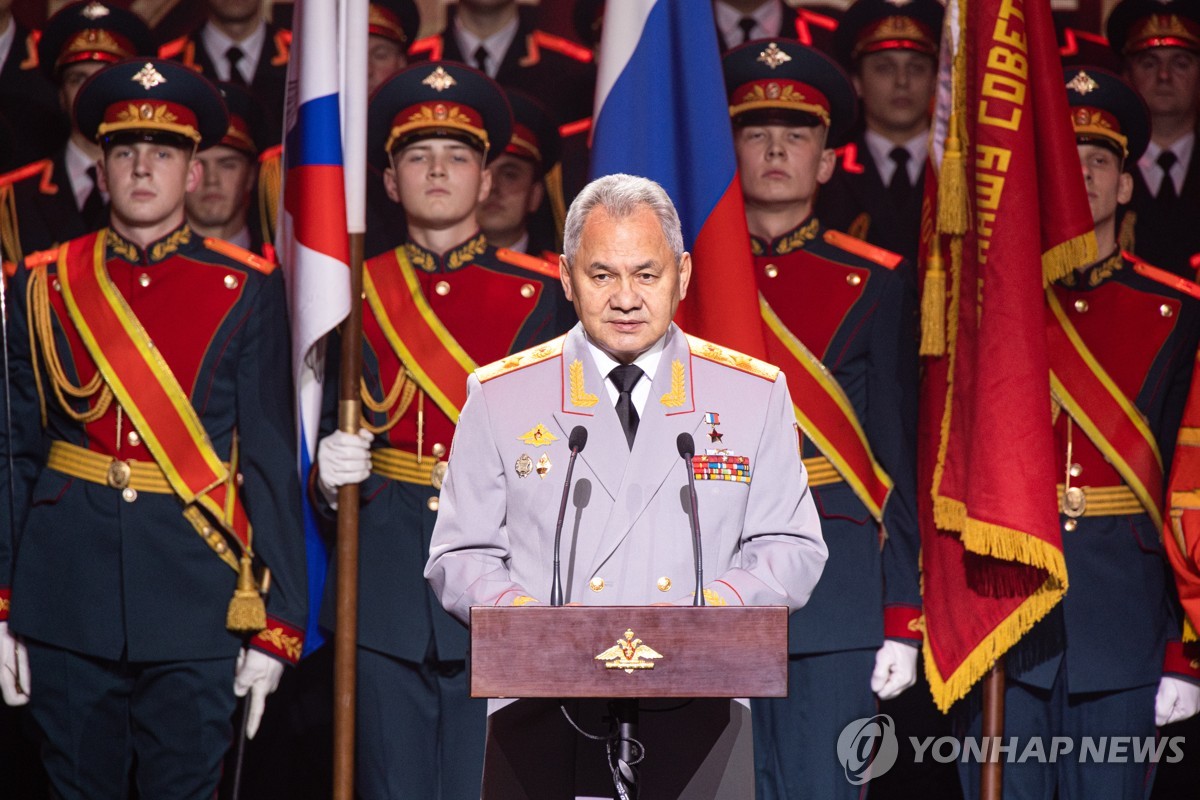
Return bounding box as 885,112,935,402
469,605,788,699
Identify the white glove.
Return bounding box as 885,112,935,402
316,428,374,508
871,640,919,700
0,621,30,706
1155,676,1200,727
233,648,285,739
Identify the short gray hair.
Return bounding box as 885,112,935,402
562,173,685,265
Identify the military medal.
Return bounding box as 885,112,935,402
515,453,533,478
536,453,552,479
704,412,724,444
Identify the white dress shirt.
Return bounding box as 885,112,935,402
201,21,267,83
585,332,666,417
454,14,519,79
0,17,15,71
864,128,928,187
1139,132,1194,198
713,0,783,47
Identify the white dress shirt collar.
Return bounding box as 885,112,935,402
713,1,783,47
201,20,267,83
1139,132,1194,198
585,329,668,417
864,127,928,187
454,14,520,80
0,17,16,70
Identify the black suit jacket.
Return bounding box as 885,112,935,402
0,23,68,166
2,147,100,263
1120,148,1200,277
160,23,289,147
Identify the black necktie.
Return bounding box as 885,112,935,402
888,147,912,203
473,45,490,75
1157,150,1178,204
737,16,757,44
610,364,644,449
226,46,247,86
82,165,105,227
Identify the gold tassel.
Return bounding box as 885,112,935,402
1,184,21,264
937,7,969,237
226,552,267,633
257,149,282,246
920,239,946,356
1118,210,1137,255
544,162,566,252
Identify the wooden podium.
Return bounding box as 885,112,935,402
469,605,789,698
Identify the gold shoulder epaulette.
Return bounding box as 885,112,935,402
24,247,60,269
497,247,559,280
476,335,566,383
685,334,780,382
526,30,594,64
409,35,444,60
204,238,277,275
823,229,902,270
1127,252,1200,300
157,35,190,59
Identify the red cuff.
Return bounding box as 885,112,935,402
0,588,9,622
884,605,924,642
1163,640,1200,681
250,617,304,665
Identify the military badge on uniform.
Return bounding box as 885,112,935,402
515,453,533,478
704,411,724,443
536,453,552,479
518,423,558,446
691,453,751,484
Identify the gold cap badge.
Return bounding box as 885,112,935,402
81,1,111,20
422,66,457,92
1066,70,1099,96
757,42,792,70
131,62,167,90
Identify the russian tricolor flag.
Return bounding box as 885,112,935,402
277,0,364,653
591,0,766,359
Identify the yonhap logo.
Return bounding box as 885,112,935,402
836,714,899,784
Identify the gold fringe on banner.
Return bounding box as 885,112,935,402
1042,230,1097,286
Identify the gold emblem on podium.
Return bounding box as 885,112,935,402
595,629,663,674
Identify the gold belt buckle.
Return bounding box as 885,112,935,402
431,461,448,491
107,459,132,490
1062,486,1086,518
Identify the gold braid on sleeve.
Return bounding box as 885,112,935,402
26,265,113,426
359,368,417,434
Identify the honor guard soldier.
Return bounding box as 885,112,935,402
478,88,563,260
955,67,1200,800
0,0,68,164
368,0,420,95
1107,0,1200,276
723,39,922,800
186,81,271,256
818,0,942,267
313,62,573,800
425,172,828,799
158,0,290,148
0,1,152,265
0,58,307,798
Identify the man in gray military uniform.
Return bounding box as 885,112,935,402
425,173,828,799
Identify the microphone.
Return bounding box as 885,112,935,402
550,426,588,606
676,433,705,606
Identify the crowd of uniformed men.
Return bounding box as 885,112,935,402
2,0,1200,798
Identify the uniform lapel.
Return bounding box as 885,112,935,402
585,326,705,572
551,327,628,500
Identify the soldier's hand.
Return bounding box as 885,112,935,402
871,640,918,700
234,648,285,739
1155,676,1200,727
0,622,30,706
316,428,374,508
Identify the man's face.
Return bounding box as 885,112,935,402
385,137,491,230
59,62,105,128
186,145,255,230
478,154,543,243
734,124,835,211
854,50,936,137
206,0,261,25
1078,142,1132,229
1126,47,1200,120
368,35,406,95
99,140,200,231
560,204,692,364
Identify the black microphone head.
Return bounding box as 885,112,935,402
569,426,588,453
676,432,695,460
